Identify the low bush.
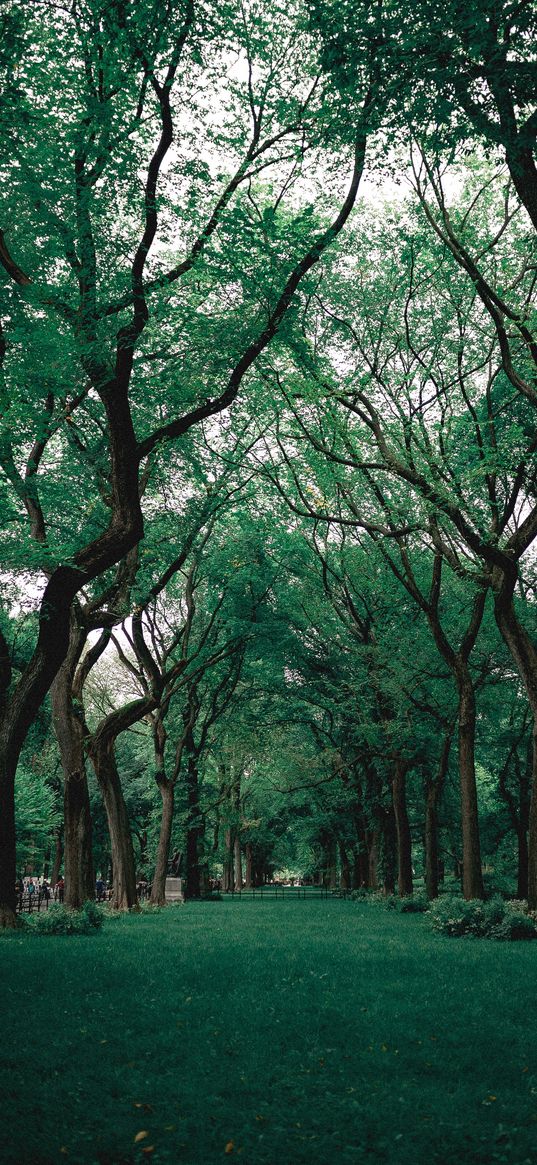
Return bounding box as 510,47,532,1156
396,892,429,913
428,894,537,940
349,889,429,912
24,901,104,936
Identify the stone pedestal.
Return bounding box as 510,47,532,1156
165,876,184,903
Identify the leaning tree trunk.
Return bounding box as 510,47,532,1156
51,616,95,909
89,742,138,911
150,779,175,906
392,757,413,897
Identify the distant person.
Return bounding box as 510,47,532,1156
56,876,65,903
95,877,105,902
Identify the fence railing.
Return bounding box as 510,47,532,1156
224,885,347,900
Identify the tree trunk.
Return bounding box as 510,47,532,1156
493,585,537,909
89,743,138,911
382,806,397,895
0,747,17,924
150,780,174,906
455,665,484,900
222,828,234,892
367,830,380,890
185,751,203,899
424,727,453,899
392,758,413,897
326,835,337,890
234,835,242,891
339,841,351,890
425,783,439,900
50,613,95,909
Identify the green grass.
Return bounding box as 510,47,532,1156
2,900,537,1164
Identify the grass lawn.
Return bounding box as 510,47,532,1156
2,900,537,1164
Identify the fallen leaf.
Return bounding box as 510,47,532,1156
141,1148,155,1156
225,1141,235,1153
134,1131,149,1143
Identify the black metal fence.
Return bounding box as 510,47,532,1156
16,890,59,914
224,886,347,901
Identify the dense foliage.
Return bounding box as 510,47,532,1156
1,0,537,923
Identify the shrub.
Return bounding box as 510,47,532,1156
428,894,537,940
24,901,104,936
397,892,429,913
349,889,429,911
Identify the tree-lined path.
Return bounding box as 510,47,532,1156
2,903,537,1164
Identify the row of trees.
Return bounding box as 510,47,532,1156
1,0,537,922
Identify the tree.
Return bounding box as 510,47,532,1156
0,0,379,923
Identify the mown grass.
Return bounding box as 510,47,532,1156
2,900,537,1164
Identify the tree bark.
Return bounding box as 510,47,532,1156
367,829,380,890
184,749,203,899
50,827,63,886
424,726,453,899
150,780,174,906
89,742,138,911
455,664,484,900
222,828,234,892
51,615,94,909
339,841,351,890
382,805,397,895
234,835,242,891
493,584,537,908
425,783,440,900
392,757,413,897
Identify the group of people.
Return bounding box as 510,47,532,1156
16,875,64,905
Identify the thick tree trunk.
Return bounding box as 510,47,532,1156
90,744,138,911
150,780,174,906
51,624,95,909
455,665,484,900
392,758,413,897
0,747,17,924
